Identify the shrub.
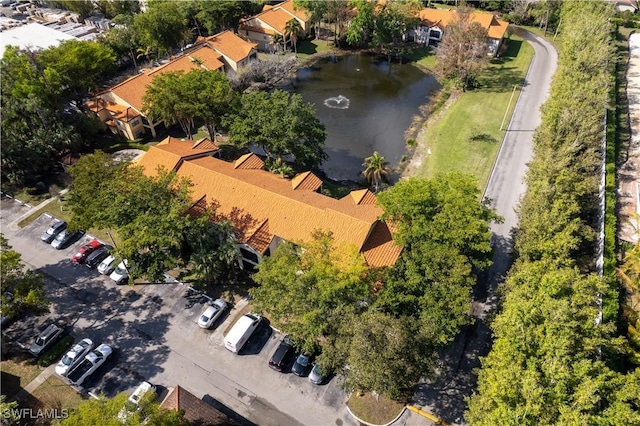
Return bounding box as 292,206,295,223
406,139,417,147
38,335,73,367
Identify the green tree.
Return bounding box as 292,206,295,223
95,0,140,19
62,392,189,426
134,1,190,57
187,70,236,141
434,7,490,91
228,90,327,168
345,0,375,46
294,0,327,40
344,310,435,399
98,14,142,69
0,395,19,425
39,40,116,106
0,234,49,319
57,0,94,18
361,151,390,192
251,230,371,354
194,0,244,34
143,71,198,139
285,18,303,53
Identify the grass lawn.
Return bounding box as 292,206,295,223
296,39,335,59
347,392,406,425
413,33,535,187
23,375,84,413
405,45,436,70
1,355,41,399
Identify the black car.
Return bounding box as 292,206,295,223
85,247,110,268
292,353,313,377
269,336,295,372
40,220,67,243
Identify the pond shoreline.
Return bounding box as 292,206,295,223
284,44,441,187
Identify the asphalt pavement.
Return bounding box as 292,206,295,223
0,198,358,426
410,29,558,425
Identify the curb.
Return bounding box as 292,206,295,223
407,405,450,425
345,400,407,426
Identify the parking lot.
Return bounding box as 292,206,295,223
1,200,356,426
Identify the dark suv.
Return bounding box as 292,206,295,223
29,323,63,357
269,335,295,372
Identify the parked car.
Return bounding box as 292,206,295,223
55,338,94,376
309,363,325,385
40,220,67,243
224,314,261,353
109,260,129,284
97,255,118,275
85,247,110,269
269,335,295,372
197,299,228,329
67,343,113,386
292,353,313,377
118,381,157,422
29,323,63,357
51,230,84,249
71,240,103,264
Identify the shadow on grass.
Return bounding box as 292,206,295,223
297,40,319,55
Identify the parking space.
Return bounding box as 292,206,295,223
2,213,356,425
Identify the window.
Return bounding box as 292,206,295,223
131,118,140,126
239,247,259,264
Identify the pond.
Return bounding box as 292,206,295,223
291,53,440,181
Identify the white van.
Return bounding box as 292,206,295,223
224,314,261,353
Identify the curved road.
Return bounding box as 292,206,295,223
408,30,558,425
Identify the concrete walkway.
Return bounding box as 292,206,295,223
13,364,57,402
619,33,640,244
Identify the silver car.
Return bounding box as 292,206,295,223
197,299,228,329
55,338,94,376
97,255,118,275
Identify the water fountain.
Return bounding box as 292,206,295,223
323,95,350,110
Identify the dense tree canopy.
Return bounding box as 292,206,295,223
62,392,189,426
0,234,49,320
134,1,190,56
251,230,371,355
228,90,328,168
466,3,640,424
67,152,235,284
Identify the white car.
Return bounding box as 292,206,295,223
55,338,94,376
118,381,157,422
109,260,129,284
97,255,118,275
197,299,228,329
67,343,113,386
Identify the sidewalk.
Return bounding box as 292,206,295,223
6,189,69,231
13,364,57,403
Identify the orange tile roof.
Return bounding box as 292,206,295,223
291,171,322,191
202,30,257,64
348,189,377,205
361,221,403,268
417,8,508,40
193,137,219,150
160,386,239,425
278,0,310,22
106,45,224,113
85,98,140,122
256,7,295,34
238,22,277,36
137,142,401,267
234,153,264,169
133,137,218,171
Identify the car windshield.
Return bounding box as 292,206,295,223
35,337,45,346
61,354,74,365
54,232,65,241
46,227,55,235
200,314,210,322
115,265,126,274
298,355,309,366
313,364,322,375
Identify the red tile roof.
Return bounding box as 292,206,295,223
160,385,239,426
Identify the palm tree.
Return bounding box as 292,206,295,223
362,151,390,193
285,18,303,54
271,33,284,53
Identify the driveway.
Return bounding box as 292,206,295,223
1,208,356,426
410,29,558,425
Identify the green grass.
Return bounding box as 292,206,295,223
413,34,535,187
405,45,435,70
296,39,335,59
347,392,406,424
1,355,41,399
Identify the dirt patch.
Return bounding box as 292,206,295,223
347,392,406,425
1,354,41,399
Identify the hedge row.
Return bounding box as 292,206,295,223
467,4,640,424
38,335,74,367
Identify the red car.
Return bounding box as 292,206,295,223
71,240,103,264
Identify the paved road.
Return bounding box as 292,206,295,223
411,30,558,425
0,199,357,426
